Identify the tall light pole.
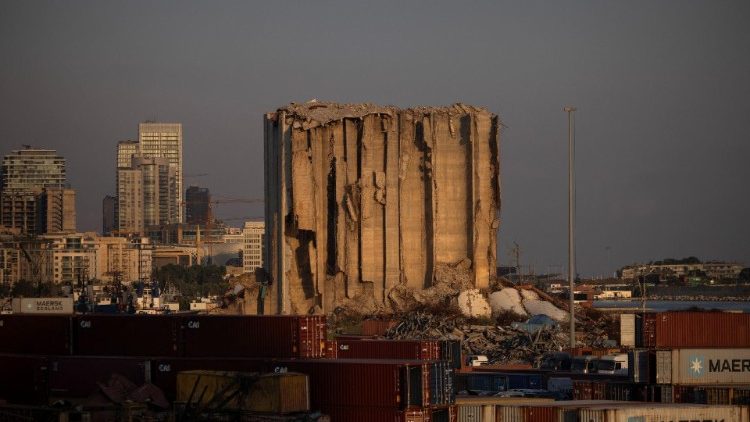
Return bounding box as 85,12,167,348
564,105,577,349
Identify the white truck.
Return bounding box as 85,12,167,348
597,353,629,376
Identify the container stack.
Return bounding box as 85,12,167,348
0,314,459,421
621,311,750,405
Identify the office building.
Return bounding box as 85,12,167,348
0,148,68,234
242,220,264,274
132,156,176,227
186,186,211,226
116,168,144,235
138,123,183,222
36,187,76,234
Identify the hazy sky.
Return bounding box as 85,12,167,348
1,1,748,277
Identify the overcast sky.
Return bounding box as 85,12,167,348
1,1,748,277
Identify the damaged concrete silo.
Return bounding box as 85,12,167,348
263,102,500,315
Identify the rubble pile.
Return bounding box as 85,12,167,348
382,305,616,365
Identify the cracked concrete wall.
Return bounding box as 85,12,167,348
264,102,500,315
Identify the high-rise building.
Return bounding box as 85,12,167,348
138,123,183,222
116,156,177,236
132,156,177,227
242,221,264,274
116,168,144,235
102,195,116,235
116,140,139,170
0,148,69,234
36,187,76,234
186,186,211,226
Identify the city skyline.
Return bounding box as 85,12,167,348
1,2,748,277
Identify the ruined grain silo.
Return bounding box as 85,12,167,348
264,102,500,315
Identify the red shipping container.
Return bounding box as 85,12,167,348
324,340,338,359
332,339,440,360
0,315,71,355
47,355,148,398
74,315,180,356
573,380,592,400
654,312,750,348
181,315,326,358
361,319,397,336
591,381,607,400
324,406,429,422
269,359,430,410
0,354,48,404
524,406,558,422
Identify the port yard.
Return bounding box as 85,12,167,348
0,310,750,421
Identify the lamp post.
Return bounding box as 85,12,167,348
564,105,577,349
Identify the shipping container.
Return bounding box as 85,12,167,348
440,340,463,370
268,359,431,411
523,406,558,422
657,348,750,385
628,349,654,384
74,314,180,356
430,361,455,406
361,319,396,336
0,354,48,404
331,339,440,360
47,355,148,398
652,312,750,348
495,406,523,422
149,357,265,400
324,340,338,359
175,370,310,413
430,406,455,422
11,297,74,314
619,314,635,347
641,312,656,348
455,372,507,394
0,314,72,355
181,315,326,358
323,406,430,422
576,403,749,422
457,404,482,422
572,380,592,400
591,381,607,400
654,349,671,384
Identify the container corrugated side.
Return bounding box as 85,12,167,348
361,319,396,336
495,406,523,422
324,406,428,422
668,348,750,385
523,406,558,422
47,355,148,398
0,314,71,355
655,349,671,384
430,361,455,406
457,404,482,422
149,357,265,400
333,339,440,360
175,370,310,413
619,314,635,347
581,404,749,422
655,312,750,348
269,359,426,410
0,354,48,404
74,314,180,356
180,315,325,358
629,349,653,384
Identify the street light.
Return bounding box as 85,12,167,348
564,105,577,349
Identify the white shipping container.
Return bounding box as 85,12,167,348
620,313,635,347
578,404,749,422
11,297,73,314
495,406,523,422
661,348,750,385
457,404,483,422
655,350,672,384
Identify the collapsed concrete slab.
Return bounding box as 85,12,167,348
264,101,500,314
